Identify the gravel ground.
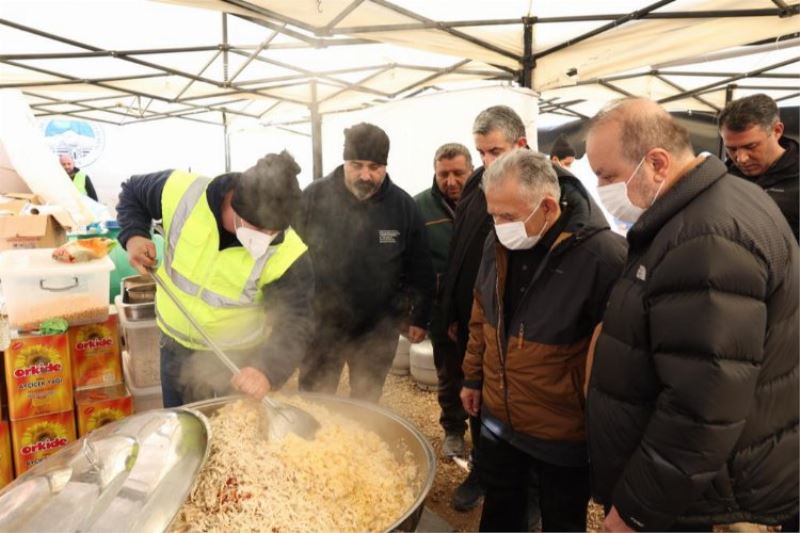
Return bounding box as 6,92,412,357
379,373,605,533
286,369,603,532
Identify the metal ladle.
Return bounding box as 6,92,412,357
147,270,320,441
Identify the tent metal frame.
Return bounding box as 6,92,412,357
0,1,797,176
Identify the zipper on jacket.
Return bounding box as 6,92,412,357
494,274,514,428
517,323,524,349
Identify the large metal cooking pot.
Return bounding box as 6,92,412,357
183,394,436,533
0,408,209,532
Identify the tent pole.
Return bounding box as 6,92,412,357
717,84,736,158
222,13,232,172
520,18,534,89
311,80,323,180
223,111,231,172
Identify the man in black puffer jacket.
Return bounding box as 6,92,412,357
586,98,798,531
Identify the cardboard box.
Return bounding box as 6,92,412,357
3,193,44,205
11,410,75,475
4,333,73,420
0,192,74,251
75,384,132,437
0,420,12,488
69,314,123,389
0,212,72,251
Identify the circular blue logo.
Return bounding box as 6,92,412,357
40,119,105,166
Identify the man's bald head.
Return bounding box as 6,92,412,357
58,153,76,176
588,97,693,165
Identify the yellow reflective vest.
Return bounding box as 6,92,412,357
73,170,88,196
155,170,307,350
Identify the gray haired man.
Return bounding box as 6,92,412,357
439,105,528,511
461,149,626,531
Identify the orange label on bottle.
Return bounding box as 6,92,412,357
5,334,73,420
69,315,122,389
11,411,76,475
75,384,132,437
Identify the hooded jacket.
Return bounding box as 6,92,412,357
462,175,627,466
295,165,435,336
726,136,798,241
587,155,799,530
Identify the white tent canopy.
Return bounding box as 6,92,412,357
1,0,797,125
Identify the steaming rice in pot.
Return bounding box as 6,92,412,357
170,399,417,533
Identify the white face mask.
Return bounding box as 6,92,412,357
235,216,276,259
494,203,547,251
597,157,663,224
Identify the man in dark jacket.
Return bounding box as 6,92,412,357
414,142,473,457
719,93,799,241
461,149,626,531
549,133,577,169
586,97,798,531
296,123,435,402
117,152,314,407
440,105,528,511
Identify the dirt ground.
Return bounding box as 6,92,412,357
379,373,605,533
286,369,603,532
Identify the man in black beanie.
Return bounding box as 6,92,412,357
550,134,577,169
117,151,314,407
296,122,435,401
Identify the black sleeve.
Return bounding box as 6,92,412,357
249,252,314,389
83,175,99,202
402,200,436,329
584,232,627,326
612,235,769,530
292,183,315,242
116,170,173,249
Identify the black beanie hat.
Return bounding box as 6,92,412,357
343,122,390,165
551,134,576,159
231,150,301,231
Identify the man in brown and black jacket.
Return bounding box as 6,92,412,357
461,149,626,531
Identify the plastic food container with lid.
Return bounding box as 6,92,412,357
0,248,114,330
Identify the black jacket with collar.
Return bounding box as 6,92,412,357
726,136,798,241
587,155,799,530
441,165,491,339
295,165,434,336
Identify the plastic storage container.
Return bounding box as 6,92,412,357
410,340,438,391
116,296,161,388
122,351,163,412
0,248,114,330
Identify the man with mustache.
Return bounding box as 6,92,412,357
296,122,435,401
414,142,474,457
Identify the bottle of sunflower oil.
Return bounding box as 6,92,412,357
68,311,122,389
4,332,74,420
74,384,132,437
10,410,75,475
